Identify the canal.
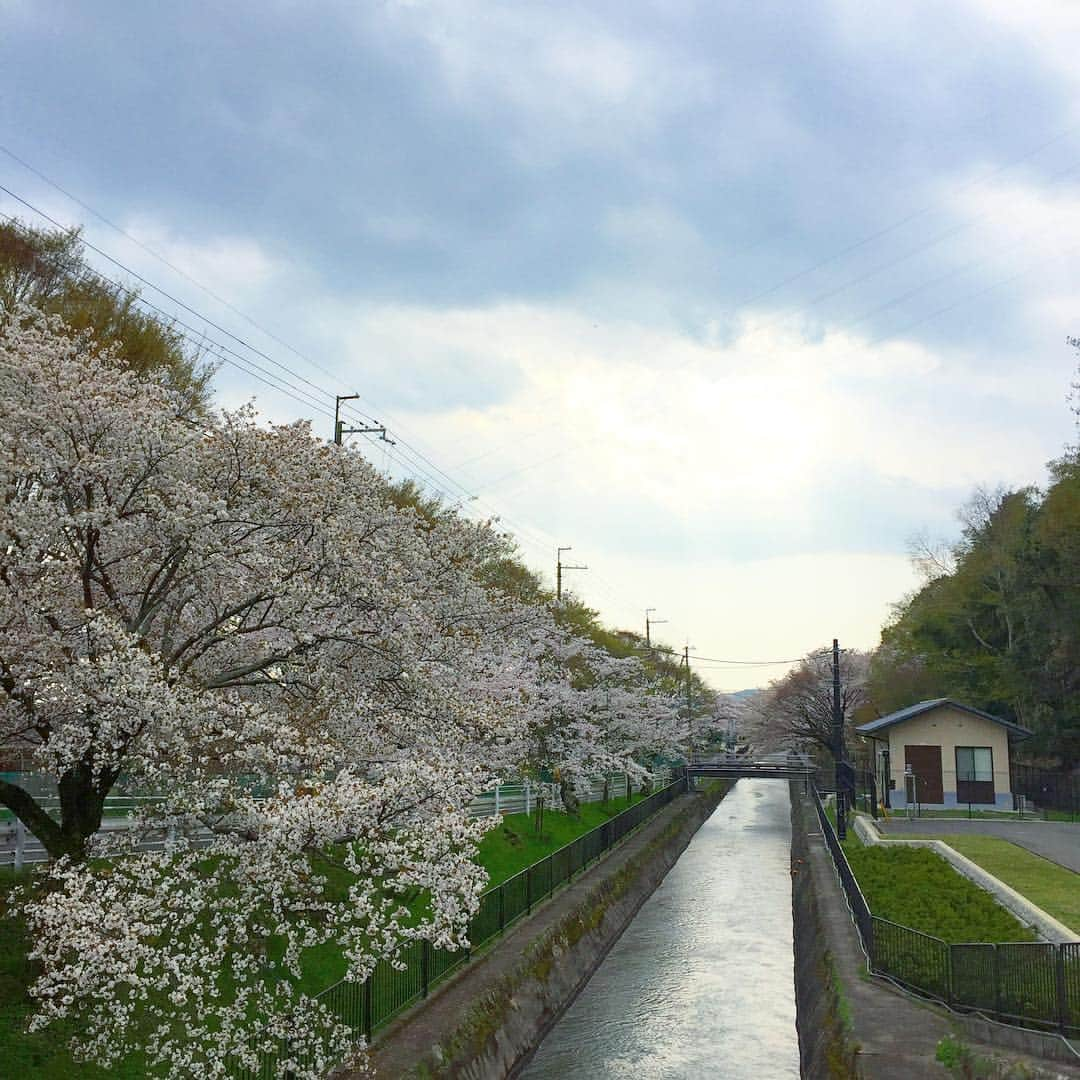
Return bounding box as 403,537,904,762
519,779,799,1079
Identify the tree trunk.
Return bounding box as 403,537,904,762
559,778,580,817
57,761,114,861
0,761,114,862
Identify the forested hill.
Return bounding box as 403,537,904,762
868,366,1080,768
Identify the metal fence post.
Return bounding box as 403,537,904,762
524,780,531,816
1056,944,1067,1035
498,881,505,932
421,940,431,998
494,785,501,817
992,945,1001,1020
363,973,373,1043
14,817,25,871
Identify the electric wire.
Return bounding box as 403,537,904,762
0,142,361,394
0,186,474,509
0,183,387,430
7,157,1040,671
730,121,1080,311
0,184,805,678
740,155,1080,343
0,211,339,421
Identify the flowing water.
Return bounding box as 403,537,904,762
519,779,799,1080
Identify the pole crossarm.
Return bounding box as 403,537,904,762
333,394,396,446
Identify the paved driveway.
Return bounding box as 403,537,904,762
877,818,1080,873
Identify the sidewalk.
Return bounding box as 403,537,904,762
797,792,1080,1079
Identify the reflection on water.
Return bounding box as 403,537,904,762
519,779,798,1080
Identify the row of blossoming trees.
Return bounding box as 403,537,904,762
0,309,687,1077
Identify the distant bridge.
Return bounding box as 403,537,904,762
687,755,815,782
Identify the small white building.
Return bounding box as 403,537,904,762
855,698,1032,811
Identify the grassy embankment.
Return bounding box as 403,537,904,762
0,789,651,1077
827,807,1035,943
899,833,1080,934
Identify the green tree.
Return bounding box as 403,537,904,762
0,219,213,414
869,351,1080,766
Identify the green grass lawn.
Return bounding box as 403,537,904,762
842,843,1036,943
1,789,659,1076
476,791,645,889
900,834,1080,934
820,806,1034,943
0,870,146,1079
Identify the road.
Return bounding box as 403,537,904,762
878,818,1080,873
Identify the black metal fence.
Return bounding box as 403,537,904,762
811,784,874,952
233,777,689,1078
812,765,881,820
812,786,1080,1038
1011,763,1080,820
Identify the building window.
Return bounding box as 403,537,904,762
956,746,993,781
955,746,994,803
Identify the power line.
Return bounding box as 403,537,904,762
0,156,491,509
0,182,384,428
0,211,339,421
688,654,804,665
729,121,1079,312
0,185,473,506
0,182,666,627
0,143,363,398
739,155,1080,343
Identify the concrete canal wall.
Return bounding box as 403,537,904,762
789,784,862,1078
356,784,730,1080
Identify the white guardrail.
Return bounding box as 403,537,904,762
1,772,666,869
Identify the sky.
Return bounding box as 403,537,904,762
2,1,1078,690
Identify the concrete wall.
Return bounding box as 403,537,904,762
878,705,1013,809
790,785,862,1078
358,786,731,1080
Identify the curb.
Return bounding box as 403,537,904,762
852,814,1079,944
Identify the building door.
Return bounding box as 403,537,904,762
904,745,944,805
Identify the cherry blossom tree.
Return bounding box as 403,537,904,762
513,637,685,811
0,311,556,1076
0,310,684,1077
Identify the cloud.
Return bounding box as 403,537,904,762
374,1,714,161
117,217,286,304
5,0,1078,678
316,300,1072,561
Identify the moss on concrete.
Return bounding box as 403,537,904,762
386,784,732,1079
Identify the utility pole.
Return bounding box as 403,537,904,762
831,637,854,839
334,394,395,447
682,644,694,764
555,546,587,602
645,608,667,648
